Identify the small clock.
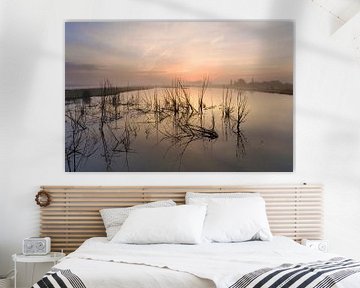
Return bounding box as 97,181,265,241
301,239,328,252
23,237,51,255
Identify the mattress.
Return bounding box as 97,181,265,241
35,236,360,288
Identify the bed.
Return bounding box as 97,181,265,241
33,185,360,288
33,236,360,288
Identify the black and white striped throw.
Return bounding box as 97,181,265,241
32,268,86,288
229,257,360,288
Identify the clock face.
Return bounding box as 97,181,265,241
318,242,327,252
36,241,45,250
26,242,33,249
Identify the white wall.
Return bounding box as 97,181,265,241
1,0,360,286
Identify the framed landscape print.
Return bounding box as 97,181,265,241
65,21,293,172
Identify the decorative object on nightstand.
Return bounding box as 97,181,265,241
12,252,65,288
301,239,328,252
23,237,51,255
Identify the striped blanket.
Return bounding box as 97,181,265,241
230,258,360,288
32,268,86,288
32,258,360,288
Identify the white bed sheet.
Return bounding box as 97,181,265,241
56,258,214,288
54,236,360,288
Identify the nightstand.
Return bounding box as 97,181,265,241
301,239,328,252
12,252,65,288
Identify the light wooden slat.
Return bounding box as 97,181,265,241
41,225,104,229
39,184,323,253
41,185,320,189
49,234,104,237
40,209,323,214
45,201,323,205
40,207,321,213
41,213,323,219
48,196,322,202
41,215,322,222
41,229,106,233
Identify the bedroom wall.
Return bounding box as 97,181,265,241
1,0,359,286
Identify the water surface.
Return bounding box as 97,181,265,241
65,87,292,172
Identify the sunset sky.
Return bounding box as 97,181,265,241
65,21,293,88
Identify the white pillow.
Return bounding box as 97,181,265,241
202,197,272,243
111,205,207,244
100,200,176,240
186,192,259,204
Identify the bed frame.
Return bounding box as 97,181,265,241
39,184,323,253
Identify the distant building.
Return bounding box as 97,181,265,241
229,77,292,95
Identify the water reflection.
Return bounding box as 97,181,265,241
65,80,292,172
65,104,97,172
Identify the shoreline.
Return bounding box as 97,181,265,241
65,85,293,100
65,86,152,100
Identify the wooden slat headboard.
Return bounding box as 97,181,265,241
39,184,323,253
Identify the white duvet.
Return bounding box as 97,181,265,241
54,237,360,288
